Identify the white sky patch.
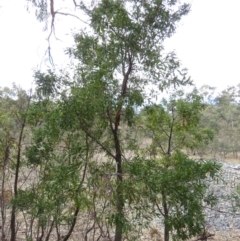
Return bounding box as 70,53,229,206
0,0,240,92
0,0,45,90
164,0,240,91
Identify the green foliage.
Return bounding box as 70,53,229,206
13,159,90,225
26,0,48,30
139,89,214,157
134,89,221,240
0,85,32,241
126,152,221,240
199,85,240,158
2,1,226,241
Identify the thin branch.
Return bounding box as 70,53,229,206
170,135,186,153
84,221,96,241
55,11,89,25
13,112,22,125
44,0,57,66
83,129,115,159
167,105,175,155
158,142,166,155
121,154,130,164
44,0,88,65
62,208,80,241
155,201,165,217
95,201,109,240
106,108,114,133
72,0,81,8
159,124,170,138
45,220,55,241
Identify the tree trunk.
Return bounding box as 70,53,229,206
113,50,132,241
162,192,169,241
10,94,31,241
114,161,123,241
10,123,25,241
1,145,9,241
113,127,124,241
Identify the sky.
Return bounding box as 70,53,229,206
0,0,240,91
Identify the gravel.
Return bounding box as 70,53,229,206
204,159,240,232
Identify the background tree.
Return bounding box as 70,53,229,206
0,85,32,241
199,85,240,159
139,89,214,157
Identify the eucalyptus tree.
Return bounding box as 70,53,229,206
29,1,192,241
64,1,190,240
21,1,222,241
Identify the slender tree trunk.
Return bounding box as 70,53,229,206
112,50,132,241
10,123,25,241
114,159,123,241
63,135,90,241
1,144,9,241
162,192,169,241
113,124,124,241
10,94,31,241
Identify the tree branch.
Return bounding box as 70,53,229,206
155,201,166,217
55,11,89,25
83,128,115,159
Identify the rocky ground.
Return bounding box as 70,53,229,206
203,160,240,240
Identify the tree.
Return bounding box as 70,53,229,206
21,98,97,241
0,85,32,241
199,85,240,159
127,153,220,241
26,1,193,240
11,1,220,241
140,89,214,157
136,89,219,241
